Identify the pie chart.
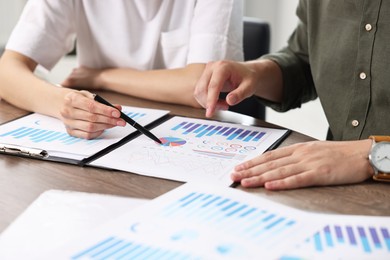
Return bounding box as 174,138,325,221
159,137,186,147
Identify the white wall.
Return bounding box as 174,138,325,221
0,0,26,47
245,0,328,140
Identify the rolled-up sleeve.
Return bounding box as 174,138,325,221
260,0,317,112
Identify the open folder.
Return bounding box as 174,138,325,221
0,107,290,186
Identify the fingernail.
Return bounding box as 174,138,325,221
112,110,120,117
241,179,250,187
206,109,212,118
235,164,244,171
117,120,126,126
231,172,240,180
228,94,237,105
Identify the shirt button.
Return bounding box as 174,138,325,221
359,72,367,80
365,24,372,31
352,120,359,127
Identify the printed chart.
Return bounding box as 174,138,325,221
0,107,168,160
91,116,289,185
51,183,319,260
282,215,390,259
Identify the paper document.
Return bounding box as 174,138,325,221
0,190,147,260
91,116,289,186
0,107,169,160
47,182,319,259
285,214,390,259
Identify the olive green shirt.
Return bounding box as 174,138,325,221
262,0,390,141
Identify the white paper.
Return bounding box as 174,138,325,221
0,190,147,260
91,116,288,186
284,214,390,260
0,107,169,160
48,182,319,260
3,186,388,260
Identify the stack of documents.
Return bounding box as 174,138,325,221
1,183,388,259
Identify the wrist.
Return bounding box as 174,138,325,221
94,69,106,89
247,59,283,103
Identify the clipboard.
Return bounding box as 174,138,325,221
0,106,170,165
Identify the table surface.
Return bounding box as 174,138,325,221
0,91,389,233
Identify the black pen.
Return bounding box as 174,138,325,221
93,94,162,144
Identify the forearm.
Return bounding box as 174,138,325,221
0,51,72,118
245,59,284,103
97,64,205,108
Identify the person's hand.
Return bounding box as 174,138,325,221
231,139,374,190
194,60,258,117
59,90,126,139
61,67,103,90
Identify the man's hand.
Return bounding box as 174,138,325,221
194,60,258,117
231,139,374,190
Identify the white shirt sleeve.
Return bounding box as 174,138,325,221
5,0,76,70
187,0,244,63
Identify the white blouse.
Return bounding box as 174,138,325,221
6,0,243,71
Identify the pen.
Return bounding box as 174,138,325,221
93,94,162,144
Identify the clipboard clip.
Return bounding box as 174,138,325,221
0,144,48,158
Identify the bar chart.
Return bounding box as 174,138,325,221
62,183,316,260
90,116,289,185
160,191,298,245
0,126,100,145
309,224,389,255
171,121,266,142
0,111,145,145
283,217,390,259
71,236,196,260
0,107,169,160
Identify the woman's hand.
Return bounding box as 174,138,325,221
59,90,126,139
61,67,104,90
231,139,374,190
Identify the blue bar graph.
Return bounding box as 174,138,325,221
71,237,198,260
217,127,229,135
206,126,222,136
244,131,258,142
170,121,267,142
123,111,146,121
254,132,266,141
346,226,357,246
196,126,215,138
237,130,251,140
309,224,390,255
71,191,304,259
159,191,298,244
184,123,201,134
227,129,243,140
0,127,99,145
194,125,208,134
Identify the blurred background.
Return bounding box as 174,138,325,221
0,0,328,140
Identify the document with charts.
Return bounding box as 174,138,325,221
0,107,169,162
45,182,320,259
90,116,289,186
284,214,390,259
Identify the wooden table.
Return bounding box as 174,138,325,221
1,91,389,233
